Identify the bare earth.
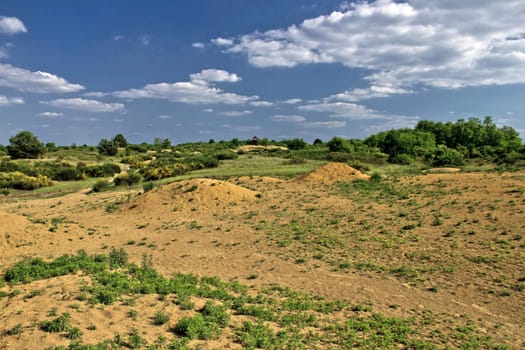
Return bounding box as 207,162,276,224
0,163,524,348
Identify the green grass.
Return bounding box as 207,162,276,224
177,155,325,180
0,250,510,349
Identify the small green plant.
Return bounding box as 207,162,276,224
153,310,170,325
128,328,145,349
108,247,128,268
40,312,71,333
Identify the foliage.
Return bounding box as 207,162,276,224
281,138,307,150
7,131,45,159
39,313,71,333
432,145,465,166
327,136,352,153
0,171,53,190
98,138,118,156
113,171,143,186
112,133,128,148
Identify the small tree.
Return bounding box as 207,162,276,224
7,131,45,159
98,138,118,156
112,134,128,148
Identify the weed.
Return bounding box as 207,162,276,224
153,310,170,325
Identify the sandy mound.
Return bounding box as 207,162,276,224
128,178,260,211
293,162,370,184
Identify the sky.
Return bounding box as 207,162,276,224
0,0,524,145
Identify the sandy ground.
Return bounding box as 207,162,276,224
1,163,524,348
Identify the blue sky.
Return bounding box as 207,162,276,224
0,0,524,145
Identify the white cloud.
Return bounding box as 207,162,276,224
83,91,108,98
113,69,257,105
158,115,172,119
271,114,306,122
298,101,387,120
192,42,205,49
282,98,302,104
202,108,214,112
37,111,63,117
0,16,27,34
220,110,253,117
113,35,125,41
0,95,23,106
329,85,412,102
190,69,241,83
0,63,84,93
212,37,234,46
250,101,274,107
364,116,421,134
41,98,124,113
301,120,347,128
222,0,525,90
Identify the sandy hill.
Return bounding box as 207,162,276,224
293,162,370,184
127,178,260,212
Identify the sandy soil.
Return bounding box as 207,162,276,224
1,164,524,348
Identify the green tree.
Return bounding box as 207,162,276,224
112,133,128,148
98,138,118,156
327,137,352,152
7,131,45,159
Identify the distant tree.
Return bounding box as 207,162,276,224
45,142,58,152
112,133,128,148
7,131,45,159
282,138,307,150
313,138,323,146
327,137,352,153
98,138,118,156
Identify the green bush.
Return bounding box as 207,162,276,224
172,314,221,340
432,145,464,166
114,172,142,186
91,180,112,192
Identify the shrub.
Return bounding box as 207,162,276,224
114,172,142,186
432,145,464,166
108,248,128,269
98,138,118,156
91,180,112,192
0,172,53,190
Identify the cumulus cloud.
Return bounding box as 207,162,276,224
250,101,274,107
0,95,23,106
329,85,412,102
271,114,306,122
192,42,205,49
298,101,388,120
220,0,525,90
0,16,27,34
190,69,241,83
37,111,63,117
220,110,253,117
281,98,302,104
212,37,233,46
113,68,257,105
0,63,84,93
40,98,124,113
